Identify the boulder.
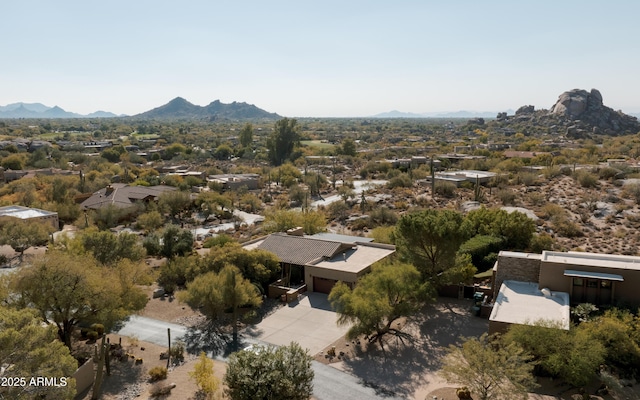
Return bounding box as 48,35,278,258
152,288,165,299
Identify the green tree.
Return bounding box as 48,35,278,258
213,144,233,160
0,306,78,399
340,138,357,156
464,208,535,251
224,342,314,400
79,229,145,266
239,123,254,148
159,190,192,221
0,218,54,261
9,251,148,348
267,118,300,166
263,209,326,235
504,321,605,387
161,225,194,259
181,265,262,347
137,210,164,232
329,263,433,349
198,242,281,289
190,351,220,398
393,209,472,284
440,333,537,400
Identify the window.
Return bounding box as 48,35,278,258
573,278,584,287
587,280,598,289
601,281,611,289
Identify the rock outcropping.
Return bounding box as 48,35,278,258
549,88,639,136
487,89,640,138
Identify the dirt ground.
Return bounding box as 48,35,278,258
76,333,226,400
314,297,640,400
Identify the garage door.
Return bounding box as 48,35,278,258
313,277,338,294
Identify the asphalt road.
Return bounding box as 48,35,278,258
116,315,187,346
117,316,403,400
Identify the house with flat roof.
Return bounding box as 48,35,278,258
489,250,640,333
242,229,395,294
0,205,59,229
208,174,259,191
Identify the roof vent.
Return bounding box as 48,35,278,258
541,288,552,298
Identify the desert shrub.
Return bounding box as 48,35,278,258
598,167,621,181
527,192,546,206
190,352,219,396
349,217,370,231
622,183,640,204
518,172,539,186
574,170,599,188
169,341,185,365
540,203,565,220
542,166,562,179
496,189,516,205
90,323,105,336
529,233,555,253
369,206,398,226
560,166,574,176
551,215,583,238
435,181,456,198
203,234,233,248
87,331,99,341
149,366,168,382
387,173,412,189
369,226,395,244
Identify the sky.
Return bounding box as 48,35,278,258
1,0,639,117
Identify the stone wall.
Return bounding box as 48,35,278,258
493,252,542,300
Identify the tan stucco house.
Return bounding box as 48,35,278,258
242,229,395,294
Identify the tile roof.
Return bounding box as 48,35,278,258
80,184,176,210
256,233,347,265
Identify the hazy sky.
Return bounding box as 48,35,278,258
1,1,639,117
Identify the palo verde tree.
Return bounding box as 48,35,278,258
0,306,78,400
440,333,537,400
329,262,433,350
9,250,148,349
180,265,262,348
393,209,473,285
267,118,300,166
224,342,314,400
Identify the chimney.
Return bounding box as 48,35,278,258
286,227,304,236
105,185,114,196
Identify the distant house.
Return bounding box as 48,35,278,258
489,250,640,334
419,170,497,187
208,174,259,191
0,205,59,230
80,184,176,210
242,229,395,294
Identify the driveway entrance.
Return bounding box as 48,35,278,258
244,292,349,355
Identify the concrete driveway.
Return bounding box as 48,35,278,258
244,292,349,355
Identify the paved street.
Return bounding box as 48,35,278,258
117,315,187,346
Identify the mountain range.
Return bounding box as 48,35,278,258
371,110,515,119
131,97,280,120
0,103,119,118
0,98,280,120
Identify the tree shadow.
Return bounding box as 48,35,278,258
182,319,235,358
340,298,489,398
